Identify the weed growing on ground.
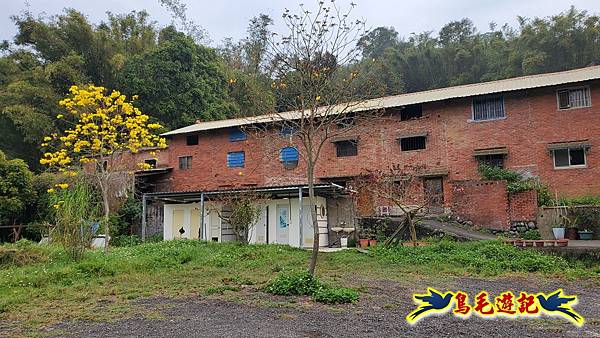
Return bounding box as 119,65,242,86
0,238,598,335
264,270,358,304
312,286,359,304
371,240,577,276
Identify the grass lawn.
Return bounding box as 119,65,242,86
1,239,599,335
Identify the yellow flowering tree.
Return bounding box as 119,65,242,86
40,84,167,252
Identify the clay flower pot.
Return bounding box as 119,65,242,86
565,227,579,240
369,239,378,247
557,239,569,247
534,240,544,247
359,239,369,248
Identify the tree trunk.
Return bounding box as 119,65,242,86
307,162,319,276
11,220,22,243
99,181,111,254
407,211,417,245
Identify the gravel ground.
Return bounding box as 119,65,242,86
47,276,600,338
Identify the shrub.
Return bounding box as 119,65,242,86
312,286,358,304
537,184,553,207
146,234,164,243
478,164,537,193
372,240,571,276
265,270,359,304
0,240,49,267
50,179,101,261
560,196,600,206
264,270,322,296
75,260,116,277
522,229,541,240
111,235,142,247
478,164,521,183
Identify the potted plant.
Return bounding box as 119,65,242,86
370,222,387,247
574,209,597,240
562,215,579,240
578,229,594,240
552,223,565,240
359,228,371,248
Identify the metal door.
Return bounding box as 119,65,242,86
276,205,290,244
423,177,444,213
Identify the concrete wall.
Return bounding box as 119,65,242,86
162,196,328,247
538,205,600,240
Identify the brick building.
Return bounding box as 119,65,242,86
143,66,600,245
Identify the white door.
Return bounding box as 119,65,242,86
276,205,290,244
301,207,314,247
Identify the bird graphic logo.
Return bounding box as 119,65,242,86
537,289,584,326
406,288,454,324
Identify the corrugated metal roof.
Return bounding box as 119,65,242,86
162,65,600,136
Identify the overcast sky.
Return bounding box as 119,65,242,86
2,0,600,46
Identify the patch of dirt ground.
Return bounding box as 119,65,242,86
37,276,600,337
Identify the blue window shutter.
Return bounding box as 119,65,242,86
229,128,247,142
280,147,299,163
227,151,245,168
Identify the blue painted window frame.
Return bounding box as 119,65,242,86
227,151,245,168
280,147,299,164
229,127,247,142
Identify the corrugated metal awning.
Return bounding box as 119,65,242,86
547,141,591,151
473,147,509,156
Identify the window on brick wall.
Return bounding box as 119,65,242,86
280,146,299,169
557,87,591,110
229,127,247,142
227,151,245,167
334,140,358,157
399,136,426,151
553,148,586,169
400,104,423,121
472,96,505,121
186,134,199,145
476,154,505,168
178,156,192,170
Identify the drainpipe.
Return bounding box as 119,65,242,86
299,187,303,248
200,192,205,240
141,194,147,242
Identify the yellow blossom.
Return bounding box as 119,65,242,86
47,188,55,193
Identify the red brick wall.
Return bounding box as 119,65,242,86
162,80,600,205
450,180,510,229
509,190,538,222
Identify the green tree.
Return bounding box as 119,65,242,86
119,30,237,128
0,150,34,241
